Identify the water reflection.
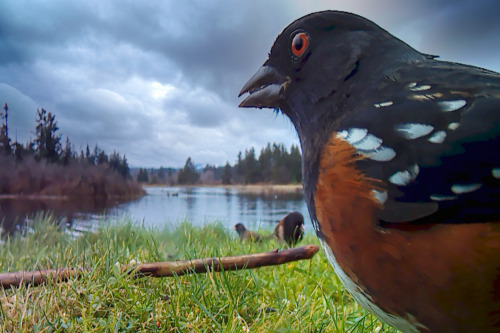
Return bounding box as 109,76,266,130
0,196,132,235
0,186,309,236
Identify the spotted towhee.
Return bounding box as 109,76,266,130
240,10,500,333
273,211,304,246
234,223,262,242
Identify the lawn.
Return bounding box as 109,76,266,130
0,216,399,332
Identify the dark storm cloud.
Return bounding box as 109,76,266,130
0,0,498,167
0,1,96,64
56,88,155,142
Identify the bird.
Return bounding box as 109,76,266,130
273,211,305,246
239,10,500,333
233,223,263,242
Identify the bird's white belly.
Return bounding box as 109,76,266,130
318,238,425,333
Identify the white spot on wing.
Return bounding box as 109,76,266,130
353,134,383,150
411,93,442,101
438,100,466,112
395,123,434,139
451,183,482,194
389,165,419,186
408,84,431,91
368,146,396,162
430,194,458,201
428,131,447,143
345,128,368,144
372,189,388,204
339,128,395,162
374,101,393,108
492,168,500,179
336,130,348,139
448,122,460,131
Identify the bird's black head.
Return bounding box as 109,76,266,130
239,11,413,133
233,223,247,236
239,11,421,207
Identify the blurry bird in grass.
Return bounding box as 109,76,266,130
233,223,263,242
273,211,304,246
234,211,304,246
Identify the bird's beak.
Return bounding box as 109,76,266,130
238,65,287,109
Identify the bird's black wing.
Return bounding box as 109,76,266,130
337,61,500,224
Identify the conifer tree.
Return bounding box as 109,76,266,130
178,157,199,184
0,103,11,155
34,108,61,162
221,162,232,185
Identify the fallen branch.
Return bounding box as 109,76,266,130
0,245,319,289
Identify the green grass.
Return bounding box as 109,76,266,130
0,216,399,332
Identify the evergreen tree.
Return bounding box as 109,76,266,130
271,143,285,183
119,155,131,179
34,108,62,162
96,149,108,165
79,146,85,162
178,157,199,185
243,147,259,184
158,166,166,182
0,103,11,155
221,162,232,185
289,144,302,183
108,152,130,178
149,168,158,184
235,151,243,179
25,139,35,155
13,142,25,162
109,151,119,168
61,136,73,166
226,142,303,184
258,143,272,182
90,143,101,165
137,168,149,182
85,143,94,164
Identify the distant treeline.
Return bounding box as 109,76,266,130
136,143,302,186
0,103,144,198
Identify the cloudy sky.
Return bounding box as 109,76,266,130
1,0,499,168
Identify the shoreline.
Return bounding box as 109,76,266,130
143,183,304,194
221,184,303,194
0,193,145,201
0,184,304,200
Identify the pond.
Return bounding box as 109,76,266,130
0,186,310,236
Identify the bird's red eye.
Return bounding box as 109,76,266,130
291,32,309,57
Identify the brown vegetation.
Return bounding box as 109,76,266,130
0,155,144,199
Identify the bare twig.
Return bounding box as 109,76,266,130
0,267,86,289
0,245,319,289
